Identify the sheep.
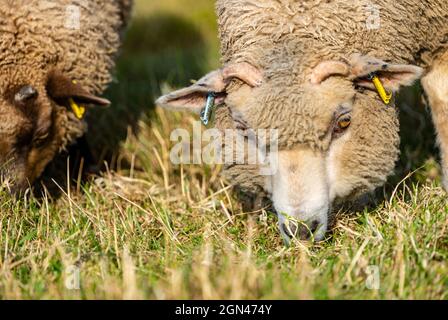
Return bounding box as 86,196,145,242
157,0,448,242
0,0,133,193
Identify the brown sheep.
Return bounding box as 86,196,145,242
0,0,133,193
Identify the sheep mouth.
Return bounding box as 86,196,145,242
278,214,329,243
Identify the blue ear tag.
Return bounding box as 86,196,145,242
200,92,216,125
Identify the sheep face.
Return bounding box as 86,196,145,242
264,79,400,242
157,55,423,242
0,68,109,193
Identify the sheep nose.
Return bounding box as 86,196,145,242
281,220,320,240
15,85,38,104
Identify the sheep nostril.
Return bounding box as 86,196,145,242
310,220,319,233
281,222,298,238
298,220,320,240
281,220,322,240
298,225,311,240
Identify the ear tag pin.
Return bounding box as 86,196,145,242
368,72,392,105
69,80,86,119
200,92,216,125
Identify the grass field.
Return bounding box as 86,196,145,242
0,0,447,299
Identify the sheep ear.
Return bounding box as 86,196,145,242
156,62,263,113
47,71,110,106
310,54,423,92
349,54,424,92
309,61,350,84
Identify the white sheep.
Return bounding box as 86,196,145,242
157,0,447,242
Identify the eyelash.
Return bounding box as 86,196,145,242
333,113,351,135
32,133,49,148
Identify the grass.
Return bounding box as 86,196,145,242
0,0,447,300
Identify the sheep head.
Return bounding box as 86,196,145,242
157,55,423,242
0,68,110,194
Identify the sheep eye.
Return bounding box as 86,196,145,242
33,133,49,148
334,115,351,134
338,118,351,129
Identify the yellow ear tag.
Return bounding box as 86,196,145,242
369,73,392,105
69,98,86,119
69,80,86,119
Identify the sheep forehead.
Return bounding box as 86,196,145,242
235,78,355,149
0,65,46,92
